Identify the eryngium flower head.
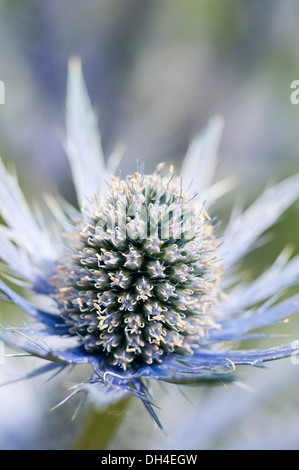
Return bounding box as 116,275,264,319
52,167,222,370
1,58,299,427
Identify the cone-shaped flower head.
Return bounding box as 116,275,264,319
52,166,223,370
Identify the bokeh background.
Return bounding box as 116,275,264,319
0,0,299,450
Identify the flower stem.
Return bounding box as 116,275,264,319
72,397,131,450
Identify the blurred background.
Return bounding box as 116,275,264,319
0,0,299,450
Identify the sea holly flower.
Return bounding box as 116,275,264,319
1,58,299,428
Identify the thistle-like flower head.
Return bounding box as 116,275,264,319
52,167,222,370
0,58,299,427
